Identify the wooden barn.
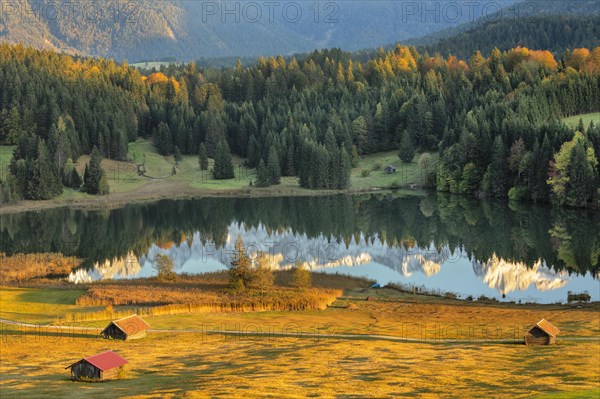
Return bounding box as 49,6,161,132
525,319,560,345
101,314,151,341
66,350,128,381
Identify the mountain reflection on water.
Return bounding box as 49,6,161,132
1,193,598,303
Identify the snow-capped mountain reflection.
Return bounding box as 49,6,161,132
69,223,581,301
137,224,450,276
472,255,570,295
69,252,141,283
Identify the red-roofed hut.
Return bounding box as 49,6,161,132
66,350,128,381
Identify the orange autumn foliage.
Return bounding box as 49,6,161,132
505,47,557,71
146,72,169,86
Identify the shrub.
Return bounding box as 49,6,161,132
508,186,528,201
0,252,81,283
361,169,371,177
372,162,382,171
444,292,458,300
291,262,312,289
567,291,591,303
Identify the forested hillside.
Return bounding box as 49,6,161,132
418,14,600,58
0,43,599,207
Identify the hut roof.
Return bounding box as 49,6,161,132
66,350,128,371
533,319,560,337
102,314,151,336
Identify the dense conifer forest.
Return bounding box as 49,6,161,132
0,42,599,207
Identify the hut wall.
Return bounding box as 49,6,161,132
71,362,101,380
525,327,551,345
102,324,127,340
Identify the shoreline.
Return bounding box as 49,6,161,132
0,180,416,215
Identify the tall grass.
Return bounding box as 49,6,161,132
68,281,342,324
0,253,81,283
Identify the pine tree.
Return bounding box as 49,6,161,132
460,163,480,194
213,140,234,180
255,159,270,187
486,136,508,198
267,146,281,185
173,146,182,165
83,146,109,195
28,140,62,200
351,145,360,167
62,158,82,189
286,144,295,176
229,235,252,291
337,145,352,189
154,122,172,155
399,130,415,163
567,140,596,207
198,143,209,171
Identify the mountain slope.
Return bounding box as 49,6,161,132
417,14,600,58
413,0,600,56
0,0,520,61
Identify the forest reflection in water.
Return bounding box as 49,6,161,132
1,192,598,303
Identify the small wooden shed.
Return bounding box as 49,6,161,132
66,350,128,381
384,165,397,174
101,314,151,341
525,319,560,345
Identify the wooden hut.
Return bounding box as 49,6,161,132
66,350,128,381
525,319,560,345
384,165,397,174
101,314,151,341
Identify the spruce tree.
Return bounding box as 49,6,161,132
566,140,595,207
154,122,172,156
229,235,252,291
255,159,270,187
62,158,82,189
267,146,281,185
213,140,234,180
173,146,182,165
28,140,62,200
83,146,109,195
488,136,508,198
198,143,209,170
399,131,415,163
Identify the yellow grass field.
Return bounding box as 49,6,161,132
0,327,598,399
1,284,599,398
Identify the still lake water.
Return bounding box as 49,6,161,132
1,193,598,303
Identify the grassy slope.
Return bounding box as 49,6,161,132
0,287,99,324
2,140,433,209
351,151,436,190
0,286,599,398
563,113,600,129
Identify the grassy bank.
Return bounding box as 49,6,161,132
0,140,432,214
